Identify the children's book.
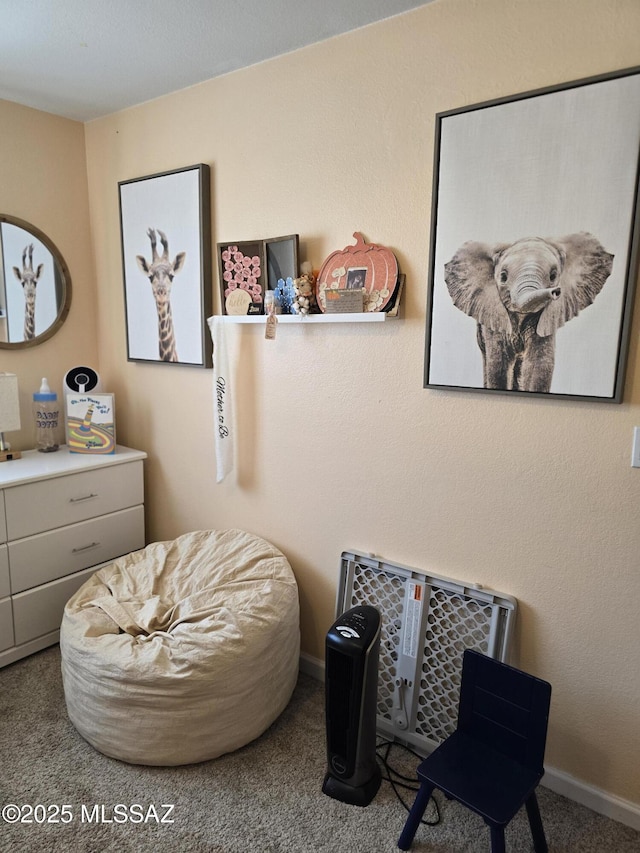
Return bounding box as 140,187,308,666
66,393,116,454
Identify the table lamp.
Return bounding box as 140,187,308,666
0,373,22,461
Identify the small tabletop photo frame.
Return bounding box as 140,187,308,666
218,234,299,315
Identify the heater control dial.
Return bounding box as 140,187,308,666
328,606,380,648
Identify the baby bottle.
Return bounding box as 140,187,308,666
33,377,59,452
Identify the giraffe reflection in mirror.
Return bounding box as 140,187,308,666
136,228,186,362
13,244,44,341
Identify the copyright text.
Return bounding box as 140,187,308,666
2,803,175,824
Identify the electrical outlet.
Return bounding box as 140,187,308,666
632,427,640,468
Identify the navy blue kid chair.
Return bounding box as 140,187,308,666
398,648,552,853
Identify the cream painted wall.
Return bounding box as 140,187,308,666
83,0,640,805
2,0,636,810
0,99,98,443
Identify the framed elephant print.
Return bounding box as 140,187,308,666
425,66,640,402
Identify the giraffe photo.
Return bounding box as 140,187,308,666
1,223,59,344
119,164,212,367
13,243,44,341
136,228,185,362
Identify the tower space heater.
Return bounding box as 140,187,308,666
322,605,381,807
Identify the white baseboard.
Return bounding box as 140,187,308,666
298,651,324,682
298,653,640,832
542,766,640,832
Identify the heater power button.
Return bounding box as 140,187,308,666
331,755,347,775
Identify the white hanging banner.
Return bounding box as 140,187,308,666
207,317,235,483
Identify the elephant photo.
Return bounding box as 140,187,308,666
444,232,614,393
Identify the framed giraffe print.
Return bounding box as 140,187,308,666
119,163,212,367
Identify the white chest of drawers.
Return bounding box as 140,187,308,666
0,445,146,667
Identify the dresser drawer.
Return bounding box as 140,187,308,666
12,565,97,646
0,491,6,543
0,545,9,598
8,505,144,594
4,461,143,539
0,597,14,652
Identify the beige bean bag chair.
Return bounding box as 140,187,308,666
60,529,300,765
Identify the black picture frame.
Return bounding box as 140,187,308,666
119,164,212,367
425,66,640,402
217,234,299,315
265,234,299,291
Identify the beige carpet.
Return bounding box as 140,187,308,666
1,645,639,852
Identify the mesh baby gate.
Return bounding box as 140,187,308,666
335,551,517,754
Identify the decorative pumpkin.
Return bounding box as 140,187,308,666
316,232,399,312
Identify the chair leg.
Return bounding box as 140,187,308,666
489,825,506,853
525,792,548,853
397,783,435,850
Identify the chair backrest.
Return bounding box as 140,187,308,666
456,649,551,773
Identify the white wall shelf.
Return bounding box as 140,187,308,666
213,312,393,324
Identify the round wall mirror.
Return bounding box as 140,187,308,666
0,214,72,349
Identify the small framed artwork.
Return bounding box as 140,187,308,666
425,66,640,402
265,234,299,292
66,393,116,454
217,234,299,314
217,240,266,315
119,164,212,367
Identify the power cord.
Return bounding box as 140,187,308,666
376,738,441,826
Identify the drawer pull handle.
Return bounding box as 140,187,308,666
69,493,98,503
72,542,100,553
